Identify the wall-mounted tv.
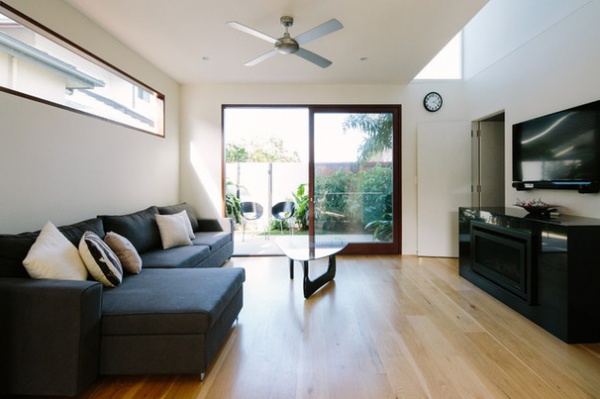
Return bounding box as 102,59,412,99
512,99,600,193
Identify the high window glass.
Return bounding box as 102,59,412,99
0,3,165,136
414,32,462,80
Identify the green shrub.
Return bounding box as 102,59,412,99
292,183,309,231
356,165,393,226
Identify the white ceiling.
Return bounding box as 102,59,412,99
64,0,489,85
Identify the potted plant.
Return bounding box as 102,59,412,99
292,183,309,231
365,212,393,242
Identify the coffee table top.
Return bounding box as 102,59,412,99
276,236,347,262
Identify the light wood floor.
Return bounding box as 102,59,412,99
64,255,600,398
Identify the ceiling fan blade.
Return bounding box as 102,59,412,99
227,21,277,44
295,19,343,46
245,49,278,66
295,48,332,68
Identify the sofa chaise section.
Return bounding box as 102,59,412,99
99,268,245,378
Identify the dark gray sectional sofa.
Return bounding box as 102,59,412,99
0,203,244,397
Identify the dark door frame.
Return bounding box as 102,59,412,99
222,104,402,255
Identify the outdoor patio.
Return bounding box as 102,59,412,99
233,232,284,256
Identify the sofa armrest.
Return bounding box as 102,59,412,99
0,278,103,397
197,218,234,234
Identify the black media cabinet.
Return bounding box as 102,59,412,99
459,207,600,343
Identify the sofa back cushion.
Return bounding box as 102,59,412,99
59,217,106,246
157,203,199,232
100,206,161,254
0,231,39,278
0,217,104,278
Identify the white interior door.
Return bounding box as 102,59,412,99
417,121,471,257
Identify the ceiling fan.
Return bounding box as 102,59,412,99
227,16,343,68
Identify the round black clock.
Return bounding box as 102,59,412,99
423,92,443,112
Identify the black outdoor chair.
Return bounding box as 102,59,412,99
240,201,263,241
271,201,295,234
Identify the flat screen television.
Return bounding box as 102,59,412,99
512,99,600,193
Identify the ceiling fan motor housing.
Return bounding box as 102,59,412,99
276,33,299,54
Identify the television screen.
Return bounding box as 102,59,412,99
513,100,600,185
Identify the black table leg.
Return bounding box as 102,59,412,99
289,258,294,279
302,255,337,299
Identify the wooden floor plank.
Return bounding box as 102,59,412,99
43,255,600,399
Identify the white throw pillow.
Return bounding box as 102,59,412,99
156,213,193,249
175,210,195,239
79,231,123,287
23,221,88,281
104,231,142,274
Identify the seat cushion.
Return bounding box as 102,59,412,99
140,245,211,269
101,268,246,335
192,231,231,251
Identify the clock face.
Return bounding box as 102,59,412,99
424,92,443,112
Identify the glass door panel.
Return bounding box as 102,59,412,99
311,108,399,253
224,107,309,256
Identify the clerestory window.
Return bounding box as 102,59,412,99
414,32,462,80
0,2,165,136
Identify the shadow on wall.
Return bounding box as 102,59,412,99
189,144,221,218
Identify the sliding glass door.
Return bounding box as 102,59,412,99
310,106,400,254
223,105,401,255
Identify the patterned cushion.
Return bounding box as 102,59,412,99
104,231,142,274
79,231,123,287
23,221,88,281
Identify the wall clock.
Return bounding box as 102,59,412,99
423,92,443,112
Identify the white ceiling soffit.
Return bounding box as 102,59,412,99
64,0,489,85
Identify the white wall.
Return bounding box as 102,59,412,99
465,0,600,217
0,0,181,233
180,82,469,254
463,0,592,80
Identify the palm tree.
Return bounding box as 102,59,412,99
342,113,393,162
